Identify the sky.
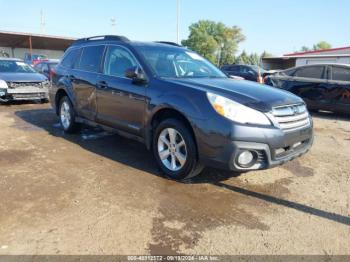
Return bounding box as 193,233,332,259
0,0,349,55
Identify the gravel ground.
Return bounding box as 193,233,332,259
0,103,349,255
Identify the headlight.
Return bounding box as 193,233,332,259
42,80,51,88
0,80,8,89
207,92,271,126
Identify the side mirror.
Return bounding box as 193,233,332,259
125,66,147,84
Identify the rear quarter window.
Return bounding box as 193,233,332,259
78,46,105,72
331,66,350,82
61,48,81,68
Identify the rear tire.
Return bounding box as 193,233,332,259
153,118,203,180
58,96,79,133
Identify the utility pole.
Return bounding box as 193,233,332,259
176,0,180,44
111,17,116,33
40,9,46,34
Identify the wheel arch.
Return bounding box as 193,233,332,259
146,107,198,154
54,88,74,115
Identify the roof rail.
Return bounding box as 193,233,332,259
155,41,182,47
73,35,130,45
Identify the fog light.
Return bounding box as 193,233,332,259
237,150,255,167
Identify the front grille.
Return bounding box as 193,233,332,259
256,150,267,165
12,93,46,99
8,82,43,89
272,104,310,131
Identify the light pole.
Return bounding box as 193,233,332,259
217,43,224,66
111,17,116,33
177,0,180,44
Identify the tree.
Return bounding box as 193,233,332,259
313,41,332,50
300,41,332,52
301,46,311,52
261,51,272,58
182,20,245,66
235,51,264,66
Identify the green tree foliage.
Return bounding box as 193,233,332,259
181,20,245,66
300,41,332,52
233,51,271,66
313,41,332,50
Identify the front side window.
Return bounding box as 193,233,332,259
0,60,36,73
295,66,325,79
103,46,137,77
137,46,226,78
331,66,350,82
78,46,105,72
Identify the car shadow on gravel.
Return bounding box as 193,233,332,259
14,108,240,184
15,108,350,227
311,110,350,121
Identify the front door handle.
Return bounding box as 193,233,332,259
97,81,108,89
67,75,76,81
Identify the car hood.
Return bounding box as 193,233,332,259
166,77,303,112
0,72,47,82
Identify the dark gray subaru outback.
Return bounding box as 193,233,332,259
49,35,313,180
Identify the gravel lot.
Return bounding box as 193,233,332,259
0,103,349,255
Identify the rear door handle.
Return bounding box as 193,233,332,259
97,81,108,89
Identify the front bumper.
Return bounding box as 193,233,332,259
196,116,314,172
0,88,48,102
228,135,313,171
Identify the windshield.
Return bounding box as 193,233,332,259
0,60,37,73
137,46,227,79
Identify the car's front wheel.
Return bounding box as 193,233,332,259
59,96,79,133
153,118,203,180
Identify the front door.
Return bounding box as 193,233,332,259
288,65,329,110
96,45,147,135
327,65,350,113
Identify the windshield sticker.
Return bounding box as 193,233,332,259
16,62,26,66
186,52,205,61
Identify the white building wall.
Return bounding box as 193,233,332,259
0,46,64,60
296,57,350,67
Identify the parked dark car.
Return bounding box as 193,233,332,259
34,59,59,80
221,64,273,82
0,58,50,103
24,53,48,66
265,64,350,114
50,35,313,180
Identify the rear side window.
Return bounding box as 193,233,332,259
79,46,105,72
332,66,350,82
295,66,325,79
281,68,296,76
61,48,81,68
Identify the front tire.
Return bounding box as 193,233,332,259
153,118,203,180
59,96,79,133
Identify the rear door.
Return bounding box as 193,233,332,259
72,45,105,120
288,65,328,110
327,65,350,113
96,45,147,135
